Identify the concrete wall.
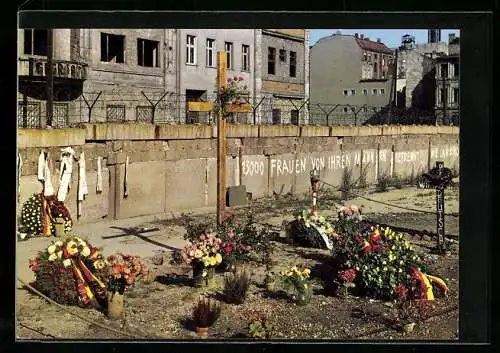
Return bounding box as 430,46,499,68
17,124,459,224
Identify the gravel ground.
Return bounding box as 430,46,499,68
16,185,459,341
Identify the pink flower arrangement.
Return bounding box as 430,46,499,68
181,232,223,265
339,268,357,283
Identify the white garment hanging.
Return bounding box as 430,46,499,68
124,156,129,198
43,158,55,196
77,152,88,218
78,152,88,201
57,148,76,202
96,156,103,193
37,151,45,181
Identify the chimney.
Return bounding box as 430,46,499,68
336,30,342,35
376,38,381,43
354,33,359,38
360,34,364,39
448,33,456,43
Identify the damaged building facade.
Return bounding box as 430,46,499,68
17,28,310,127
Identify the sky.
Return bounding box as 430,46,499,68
309,29,460,48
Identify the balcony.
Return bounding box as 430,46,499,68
18,57,88,101
18,57,88,80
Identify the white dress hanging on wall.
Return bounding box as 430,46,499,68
57,147,76,202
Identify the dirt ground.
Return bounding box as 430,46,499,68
15,185,459,340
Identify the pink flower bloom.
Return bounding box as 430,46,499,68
199,234,206,241
227,78,232,83
238,76,244,81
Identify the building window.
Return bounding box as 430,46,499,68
23,29,48,56
363,52,367,61
268,47,276,75
453,62,459,77
136,106,154,123
343,107,348,113
101,33,125,63
362,89,368,95
382,71,386,79
106,105,126,122
242,44,250,71
289,51,297,77
367,53,371,62
440,88,446,105
206,39,215,67
279,49,286,62
186,35,197,65
225,42,233,70
440,63,448,78
382,56,385,66
372,89,378,95
351,89,356,95
351,107,356,112
291,109,299,125
453,88,459,104
380,88,386,94
374,62,378,75
374,54,378,60
137,38,159,67
272,108,281,124
343,89,349,96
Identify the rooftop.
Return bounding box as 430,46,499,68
312,32,394,55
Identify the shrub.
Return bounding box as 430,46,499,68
192,298,221,328
223,269,250,304
376,174,391,192
340,168,355,200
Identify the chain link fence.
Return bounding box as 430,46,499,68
17,90,460,128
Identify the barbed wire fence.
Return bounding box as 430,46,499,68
17,90,460,129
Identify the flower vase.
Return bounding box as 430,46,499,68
295,288,312,306
106,291,124,319
205,267,216,286
192,262,205,287
264,274,275,291
196,326,209,339
54,217,66,237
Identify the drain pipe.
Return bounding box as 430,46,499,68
176,29,182,123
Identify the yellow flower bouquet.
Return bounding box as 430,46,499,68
280,265,313,305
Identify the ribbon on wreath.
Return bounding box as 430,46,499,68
71,257,106,309
410,267,449,301
41,195,54,237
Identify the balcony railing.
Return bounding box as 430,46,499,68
18,57,88,80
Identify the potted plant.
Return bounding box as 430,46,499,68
280,265,313,306
105,253,147,319
181,232,223,287
192,297,221,339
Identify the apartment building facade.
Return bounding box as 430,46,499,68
309,32,394,124
435,52,459,124
258,29,310,124
177,29,256,124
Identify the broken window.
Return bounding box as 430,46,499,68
380,88,386,94
279,49,286,62
440,63,448,78
24,29,48,56
374,62,378,76
291,109,299,125
453,88,459,104
440,88,446,105
268,47,276,75
289,51,297,77
453,62,459,77
272,109,280,124
101,33,125,63
137,38,159,67
225,42,233,70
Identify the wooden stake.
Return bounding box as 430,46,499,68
217,52,227,225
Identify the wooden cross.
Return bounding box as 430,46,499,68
186,52,252,225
